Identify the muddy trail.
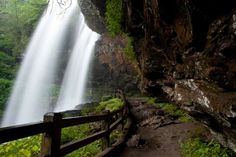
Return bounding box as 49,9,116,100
117,98,209,157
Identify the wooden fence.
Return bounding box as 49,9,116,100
0,90,129,157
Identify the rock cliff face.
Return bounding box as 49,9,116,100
78,0,106,34
122,0,236,151
94,35,140,94
80,0,236,151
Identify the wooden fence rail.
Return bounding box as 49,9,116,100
0,90,129,157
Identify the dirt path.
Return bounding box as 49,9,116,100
117,98,208,157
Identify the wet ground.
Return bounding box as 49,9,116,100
117,98,209,157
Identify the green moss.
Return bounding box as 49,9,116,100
105,0,123,36
181,138,234,157
123,34,136,61
96,98,124,112
147,97,193,122
147,97,159,106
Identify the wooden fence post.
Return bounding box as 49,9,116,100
121,108,125,130
40,113,62,157
102,110,110,150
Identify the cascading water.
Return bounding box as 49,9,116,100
1,0,100,127
54,16,99,112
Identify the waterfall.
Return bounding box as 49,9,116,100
1,0,100,127
54,15,99,112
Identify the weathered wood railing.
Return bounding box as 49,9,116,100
0,90,129,157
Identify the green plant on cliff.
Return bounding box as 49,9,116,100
123,34,136,61
105,0,123,36
106,0,137,62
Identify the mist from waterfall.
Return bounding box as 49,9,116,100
1,0,100,127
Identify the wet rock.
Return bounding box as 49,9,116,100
91,0,236,152
126,134,142,148
121,0,236,152
78,0,106,34
94,35,140,94
171,79,236,151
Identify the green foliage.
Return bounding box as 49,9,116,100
0,79,12,111
0,135,41,157
0,0,47,58
0,51,16,79
61,124,91,144
80,103,98,116
0,125,101,157
181,138,234,157
110,130,123,144
105,0,123,36
147,97,193,122
61,125,101,157
96,98,124,112
123,34,136,61
66,140,101,157
147,97,160,106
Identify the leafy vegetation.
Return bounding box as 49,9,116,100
181,138,234,157
0,125,101,157
123,34,136,61
147,97,193,122
0,0,47,58
105,0,123,36
61,125,91,144
66,140,100,157
0,135,41,157
61,125,101,157
96,98,124,112
0,51,16,79
0,79,12,116
0,97,126,157
110,130,123,144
